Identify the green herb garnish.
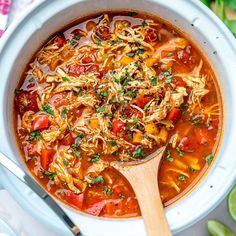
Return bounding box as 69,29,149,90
91,153,101,163
151,76,158,86
40,169,57,180
108,140,117,147
42,104,54,116
128,11,137,17
29,131,42,141
61,108,68,118
93,176,105,184
96,107,105,113
133,147,146,158
178,175,186,182
72,133,85,148
103,186,113,195
205,153,214,165
72,150,81,158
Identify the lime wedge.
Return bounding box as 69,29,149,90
208,220,235,236
228,184,236,222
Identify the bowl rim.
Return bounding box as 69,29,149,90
0,0,236,235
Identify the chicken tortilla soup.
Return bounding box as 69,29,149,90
14,12,222,217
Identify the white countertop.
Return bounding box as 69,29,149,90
0,0,235,235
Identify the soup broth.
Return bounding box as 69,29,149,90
14,12,222,217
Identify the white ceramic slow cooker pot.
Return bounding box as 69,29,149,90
0,0,236,235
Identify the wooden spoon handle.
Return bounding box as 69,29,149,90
120,157,172,236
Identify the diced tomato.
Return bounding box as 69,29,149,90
96,26,111,40
194,128,209,145
83,56,92,64
41,148,54,170
104,202,116,215
166,108,181,123
135,97,152,109
61,133,75,146
66,192,84,209
86,64,99,73
112,120,126,133
175,77,187,87
54,35,66,48
178,136,197,153
32,115,50,131
15,91,39,115
68,64,85,76
144,29,158,43
86,201,105,216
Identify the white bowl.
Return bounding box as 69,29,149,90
0,0,236,235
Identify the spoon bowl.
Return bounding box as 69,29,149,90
112,147,172,236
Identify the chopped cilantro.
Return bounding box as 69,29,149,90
29,78,34,83
72,133,85,148
112,76,119,83
100,91,108,97
132,118,139,125
176,147,184,156
73,35,81,40
72,150,81,158
95,37,102,45
128,11,137,17
192,114,203,126
108,140,117,147
120,100,125,105
62,76,69,81
124,91,137,98
111,98,117,103
40,169,57,180
29,131,42,141
178,175,186,182
205,153,214,165
61,108,68,118
165,149,174,162
112,150,119,156
91,153,101,163
29,156,37,161
42,104,54,116
141,21,148,28
133,147,146,158
70,40,77,46
63,159,69,166
151,76,158,86
126,52,135,57
136,48,145,55
103,186,113,195
96,106,105,113
93,176,105,184
167,52,174,57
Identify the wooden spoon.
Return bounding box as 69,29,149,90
112,147,172,236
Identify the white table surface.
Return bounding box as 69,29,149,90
0,0,235,235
